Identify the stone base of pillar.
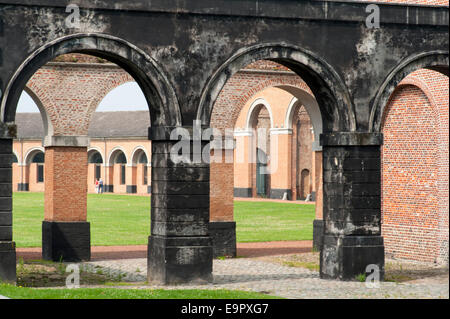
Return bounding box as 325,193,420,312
42,221,91,262
209,221,236,258
104,185,114,193
313,219,324,250
320,235,385,280
147,235,213,285
233,188,252,198
270,189,292,200
126,185,137,194
17,183,29,191
0,241,16,283
147,185,152,194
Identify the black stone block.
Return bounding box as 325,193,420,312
147,235,213,284
0,154,12,167
152,167,209,182
0,242,16,283
0,197,12,211
0,212,12,226
151,207,210,223
0,139,12,154
42,221,91,262
152,194,209,209
0,183,12,195
233,188,252,198
126,185,137,194
209,221,236,258
151,221,209,237
152,180,209,195
0,168,11,183
0,225,12,241
17,183,29,192
104,185,114,193
320,235,384,280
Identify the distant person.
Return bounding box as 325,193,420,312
98,178,104,194
95,179,99,193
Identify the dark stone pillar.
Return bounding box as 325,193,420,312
313,219,324,250
320,133,385,281
0,138,16,283
148,127,213,284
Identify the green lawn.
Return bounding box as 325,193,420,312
12,192,315,248
0,284,282,299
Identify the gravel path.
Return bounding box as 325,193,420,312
79,257,449,299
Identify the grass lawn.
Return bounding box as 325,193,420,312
12,192,315,248
0,284,282,299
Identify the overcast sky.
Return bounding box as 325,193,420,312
17,82,149,113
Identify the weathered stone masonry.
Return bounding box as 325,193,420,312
0,0,448,284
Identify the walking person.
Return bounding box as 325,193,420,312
98,178,104,194
95,179,99,194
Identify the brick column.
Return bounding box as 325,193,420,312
320,133,385,280
0,137,16,283
148,127,213,284
42,136,90,262
210,144,236,258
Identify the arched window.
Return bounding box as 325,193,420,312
31,152,45,163
115,152,127,164
30,151,45,183
88,151,103,164
12,154,18,163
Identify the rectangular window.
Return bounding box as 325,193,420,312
143,165,148,185
37,164,44,183
95,165,101,181
121,165,126,185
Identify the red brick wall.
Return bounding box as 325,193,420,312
381,69,449,264
44,147,88,222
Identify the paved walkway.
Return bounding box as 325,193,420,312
16,241,313,261
78,257,449,299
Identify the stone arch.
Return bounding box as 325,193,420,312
107,147,128,166
370,51,449,132
131,147,150,166
245,98,274,130
198,43,355,132
0,33,181,130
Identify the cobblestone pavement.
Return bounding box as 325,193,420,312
79,257,449,299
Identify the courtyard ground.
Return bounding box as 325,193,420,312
5,249,448,299
12,192,315,247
